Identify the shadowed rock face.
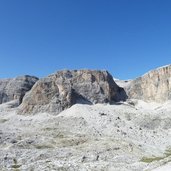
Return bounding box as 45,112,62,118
0,76,38,105
18,70,127,114
127,65,171,102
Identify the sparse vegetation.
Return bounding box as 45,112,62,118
11,158,21,171
140,156,163,163
164,146,171,157
35,144,54,149
141,146,171,163
0,118,8,123
59,137,87,147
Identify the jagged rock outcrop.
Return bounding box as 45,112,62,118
0,75,38,105
18,70,127,114
127,65,171,102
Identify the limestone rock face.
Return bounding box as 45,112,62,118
19,70,127,114
127,65,171,102
0,76,38,104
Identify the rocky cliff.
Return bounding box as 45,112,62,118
18,70,127,114
0,75,38,105
126,65,171,102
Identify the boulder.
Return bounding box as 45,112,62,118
18,70,127,114
0,75,38,105
126,65,171,102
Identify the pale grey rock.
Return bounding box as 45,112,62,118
18,70,127,114
126,65,171,102
1,101,171,171
0,75,38,105
114,78,132,89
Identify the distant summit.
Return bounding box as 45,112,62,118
126,64,171,102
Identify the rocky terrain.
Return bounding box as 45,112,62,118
1,66,171,171
18,70,127,115
127,65,171,102
0,75,38,105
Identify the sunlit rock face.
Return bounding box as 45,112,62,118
18,70,127,114
127,65,171,102
0,75,38,104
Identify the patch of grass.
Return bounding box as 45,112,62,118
35,144,54,149
164,147,171,157
11,158,21,171
0,118,8,123
59,137,87,147
140,156,163,163
44,127,54,131
11,164,21,169
141,146,171,163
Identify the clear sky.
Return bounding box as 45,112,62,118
0,0,171,79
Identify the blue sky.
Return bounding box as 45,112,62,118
0,0,171,79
